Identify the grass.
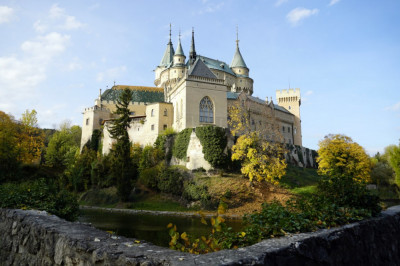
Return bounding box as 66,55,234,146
126,194,199,212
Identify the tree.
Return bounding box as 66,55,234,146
17,109,45,164
0,111,20,181
45,124,80,168
229,99,287,184
231,132,287,184
108,88,135,200
317,134,371,182
385,143,400,186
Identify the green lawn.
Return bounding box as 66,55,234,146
279,165,321,195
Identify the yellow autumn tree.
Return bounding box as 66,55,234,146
17,109,45,164
229,99,287,184
317,134,371,182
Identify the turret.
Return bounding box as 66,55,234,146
173,32,186,66
159,24,175,68
230,31,249,77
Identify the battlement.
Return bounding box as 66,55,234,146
276,88,301,98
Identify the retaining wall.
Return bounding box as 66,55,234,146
1,206,400,265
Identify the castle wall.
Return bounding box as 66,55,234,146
81,106,112,150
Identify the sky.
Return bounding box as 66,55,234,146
0,0,399,155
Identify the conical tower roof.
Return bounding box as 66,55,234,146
159,25,175,67
174,34,185,56
230,42,248,69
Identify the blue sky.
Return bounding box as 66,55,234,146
0,0,399,154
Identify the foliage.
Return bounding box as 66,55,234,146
138,164,162,190
17,109,45,164
154,128,176,162
231,132,287,184
317,134,371,182
157,164,184,195
169,172,381,253
168,201,228,254
370,160,394,186
172,128,193,160
108,88,136,201
45,125,81,168
385,144,400,186
0,179,79,221
85,129,101,152
91,153,114,188
139,145,164,171
195,126,228,168
0,111,20,182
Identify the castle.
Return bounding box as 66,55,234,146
81,28,302,157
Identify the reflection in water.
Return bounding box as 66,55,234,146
79,209,243,247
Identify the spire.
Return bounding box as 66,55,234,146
230,27,248,69
159,23,175,67
189,27,197,65
174,30,185,56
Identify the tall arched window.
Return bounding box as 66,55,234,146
199,96,214,123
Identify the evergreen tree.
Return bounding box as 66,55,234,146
109,88,135,200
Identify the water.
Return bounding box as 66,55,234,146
78,208,243,247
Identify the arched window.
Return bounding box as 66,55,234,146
199,96,214,123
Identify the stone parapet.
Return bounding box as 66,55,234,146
1,206,400,265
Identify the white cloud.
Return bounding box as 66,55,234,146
329,0,340,6
305,90,313,96
385,102,400,111
275,0,288,7
96,66,127,82
34,4,84,33
286,7,319,26
21,32,70,62
0,6,14,24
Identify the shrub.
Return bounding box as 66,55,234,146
0,179,79,221
172,128,193,160
138,165,161,190
139,145,164,171
195,126,227,168
157,166,184,195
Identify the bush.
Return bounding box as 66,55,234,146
0,179,79,221
195,126,228,168
172,128,193,160
139,165,161,190
157,166,184,195
139,145,164,171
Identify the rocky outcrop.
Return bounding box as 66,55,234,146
1,206,400,265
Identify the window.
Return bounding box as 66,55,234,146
163,124,167,130
289,139,292,144
288,106,291,110
99,119,103,125
86,118,89,125
288,127,291,133
199,96,214,123
251,119,255,125
151,124,154,131
151,109,154,117
294,127,297,134
282,126,285,132
178,58,180,62
241,100,245,107
130,111,135,115
164,109,167,116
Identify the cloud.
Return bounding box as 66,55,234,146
67,58,83,71
21,32,70,62
199,2,224,14
286,7,319,26
34,4,84,33
329,0,340,6
275,0,288,7
96,66,127,82
0,6,14,24
385,102,400,111
305,90,313,96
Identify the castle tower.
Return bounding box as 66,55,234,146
230,29,253,95
173,32,186,66
276,88,302,146
154,24,175,87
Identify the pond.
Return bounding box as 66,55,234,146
78,208,243,247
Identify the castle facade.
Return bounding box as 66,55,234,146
81,29,302,155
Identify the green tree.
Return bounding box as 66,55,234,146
317,134,371,182
45,124,80,169
108,88,135,201
0,111,20,181
385,143,400,186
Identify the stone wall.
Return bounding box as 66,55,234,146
2,206,400,265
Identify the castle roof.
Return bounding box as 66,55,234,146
188,58,218,79
159,39,175,67
198,55,236,76
175,38,185,56
230,43,248,69
102,85,164,103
